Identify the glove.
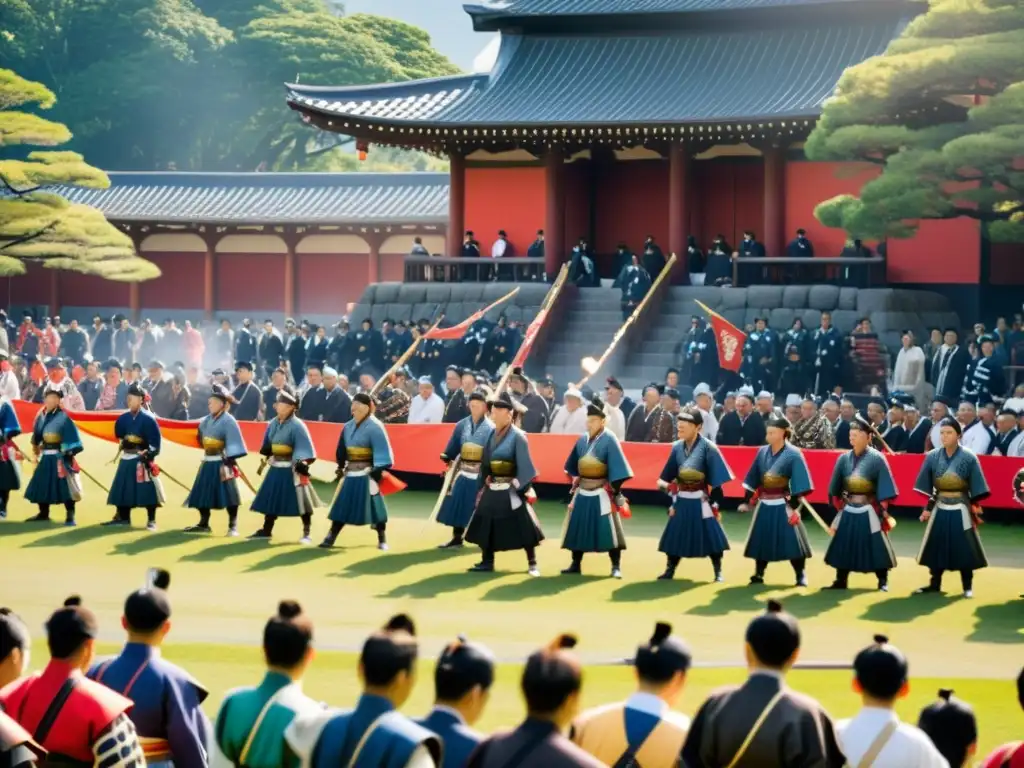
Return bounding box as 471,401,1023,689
63,451,76,462
223,457,236,469
294,462,310,477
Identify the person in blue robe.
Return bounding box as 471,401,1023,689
436,390,493,549
465,391,545,576
0,396,23,519
105,382,165,531
824,414,899,591
656,408,734,583
913,416,989,598
416,637,494,768
561,396,633,579
738,415,815,587
88,569,210,768
24,386,83,526
184,384,248,536
285,615,442,768
249,389,321,544
321,392,397,551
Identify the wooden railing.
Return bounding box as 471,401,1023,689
403,256,547,283
730,256,886,287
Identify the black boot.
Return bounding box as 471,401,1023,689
792,558,808,588
319,522,343,549
961,570,974,598
609,549,622,579
750,560,767,585
876,569,889,592
711,554,723,583
0,490,9,519
300,513,312,545
561,551,583,575
827,569,849,590
249,516,275,540
469,549,495,572
27,504,52,523
658,555,680,581
439,525,465,549
185,509,213,534
103,506,131,526
227,506,239,537
526,547,539,577
916,570,943,594
64,502,76,527
145,506,157,532
376,523,388,551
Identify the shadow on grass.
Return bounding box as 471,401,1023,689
481,574,604,602
776,587,871,620
340,547,455,577
968,601,1024,644
179,539,261,563
381,571,503,599
859,593,950,624
246,547,337,573
687,584,771,616
610,579,703,603
109,530,192,557
21,524,134,548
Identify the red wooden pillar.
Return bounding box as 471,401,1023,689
48,269,60,319
447,151,466,258
763,145,786,258
367,234,381,285
544,147,565,276
668,141,691,281
128,283,140,323
203,240,215,322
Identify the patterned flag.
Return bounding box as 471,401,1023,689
423,287,520,341
695,300,747,373
511,309,547,368
68,410,202,449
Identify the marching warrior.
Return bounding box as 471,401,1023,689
249,390,321,543
106,382,165,530
437,389,493,549
914,416,989,598
184,384,248,536
321,392,399,551
24,385,83,526
738,415,815,587
561,396,633,579
824,414,899,591
465,391,545,576
656,408,733,583
0,395,23,519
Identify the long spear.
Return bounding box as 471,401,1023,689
76,462,111,495
577,254,677,388
368,316,445,398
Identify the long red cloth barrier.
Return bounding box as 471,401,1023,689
11,401,1023,509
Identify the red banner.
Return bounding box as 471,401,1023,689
423,287,520,340
696,300,746,373
511,308,547,367
10,401,1023,510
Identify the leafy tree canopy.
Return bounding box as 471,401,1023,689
0,69,160,281
0,0,459,172
806,0,1024,243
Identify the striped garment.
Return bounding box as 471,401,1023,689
93,714,146,768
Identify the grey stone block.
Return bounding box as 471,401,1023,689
799,309,822,329
409,303,435,323
782,286,811,309
399,284,428,304
357,285,376,304
747,286,785,308
830,310,860,335
369,304,390,325
724,309,746,328
422,284,449,303
349,304,371,324
856,289,897,313
374,284,401,303
808,285,841,310
770,308,796,330
838,287,858,311
719,289,748,310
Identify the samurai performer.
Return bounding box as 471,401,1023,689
249,390,321,544
465,391,545,576
655,408,733,583
738,415,815,587
437,389,493,549
88,569,210,767
0,395,22,519
24,384,83,526
321,392,400,551
561,396,633,579
914,416,989,598
824,414,899,591
105,382,165,531
0,710,44,768
184,384,247,536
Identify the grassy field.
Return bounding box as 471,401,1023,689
1,434,1021,754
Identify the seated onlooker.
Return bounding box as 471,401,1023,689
549,388,587,435
837,634,948,767
77,361,102,410
686,236,705,286
409,376,445,424
917,690,978,768
979,666,1024,767
409,236,430,257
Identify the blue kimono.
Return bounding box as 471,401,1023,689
465,426,544,553
328,415,394,526
438,415,493,530
108,409,165,509
914,446,989,572
825,447,898,574
657,436,733,559
185,412,247,510
252,416,320,518
416,708,482,768
563,430,633,553
742,443,814,563
89,643,210,768
285,694,441,768
0,398,23,504
25,407,83,505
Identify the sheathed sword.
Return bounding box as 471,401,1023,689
154,464,194,494
422,457,461,534
11,438,35,464
75,462,111,495
234,462,258,495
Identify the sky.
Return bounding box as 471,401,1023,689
342,0,497,72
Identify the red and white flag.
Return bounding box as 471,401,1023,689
695,300,747,373
423,287,519,341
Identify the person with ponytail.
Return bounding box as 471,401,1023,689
570,622,692,766
286,613,442,767
466,634,602,768
917,689,979,767
87,569,211,767
211,600,321,768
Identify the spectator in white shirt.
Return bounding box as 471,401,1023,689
409,375,445,424
927,397,953,451
957,400,992,454
893,330,931,409
838,634,949,768
548,387,588,435
0,350,20,400
491,230,508,259
693,383,719,442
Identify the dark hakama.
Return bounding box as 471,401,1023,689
465,426,544,552
24,409,83,505
328,415,394,526
824,448,898,573
562,430,633,553
185,412,247,509
0,398,23,500
108,410,165,509
251,416,321,518
742,443,814,563
915,446,989,572
438,415,493,530
657,436,733,558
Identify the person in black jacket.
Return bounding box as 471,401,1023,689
642,235,666,278
705,235,733,287
321,367,352,424
715,393,766,446
461,230,482,281
258,319,285,380
776,343,809,400
262,368,289,417
508,368,549,434
234,319,257,368
231,361,262,421
881,398,909,452
834,398,855,450
786,228,815,259
89,315,113,363
285,321,308,384
58,319,89,367
932,328,971,403
903,404,931,454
